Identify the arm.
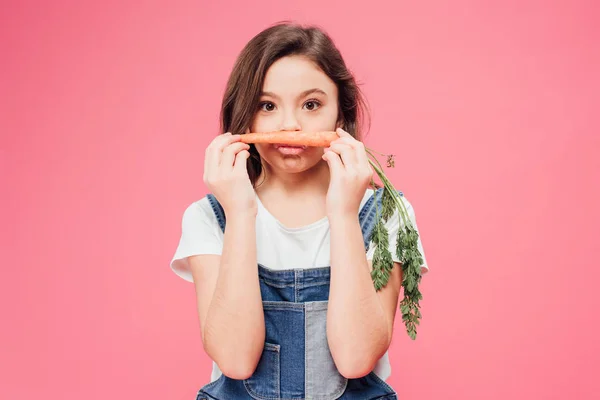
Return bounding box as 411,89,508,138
327,213,403,379
321,127,403,379
189,132,264,380
189,212,264,380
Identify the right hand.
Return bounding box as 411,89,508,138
203,132,257,216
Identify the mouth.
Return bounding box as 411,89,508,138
273,143,307,155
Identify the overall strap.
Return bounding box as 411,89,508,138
358,187,404,251
358,187,383,251
206,194,226,233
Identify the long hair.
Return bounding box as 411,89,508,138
220,22,370,185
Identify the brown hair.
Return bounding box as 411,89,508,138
220,22,370,185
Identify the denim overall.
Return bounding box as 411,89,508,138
196,188,398,400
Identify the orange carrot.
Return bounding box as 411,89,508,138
239,131,339,147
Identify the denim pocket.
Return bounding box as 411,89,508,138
243,342,281,399
305,301,348,399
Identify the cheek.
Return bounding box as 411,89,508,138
303,107,339,130
251,114,277,133
253,143,269,158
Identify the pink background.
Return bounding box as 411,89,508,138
2,1,599,399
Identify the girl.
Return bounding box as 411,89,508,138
171,22,429,400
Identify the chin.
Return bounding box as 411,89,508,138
276,157,323,173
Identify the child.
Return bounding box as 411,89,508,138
170,22,429,400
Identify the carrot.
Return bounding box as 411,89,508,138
239,131,339,147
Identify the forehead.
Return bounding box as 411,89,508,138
262,55,337,96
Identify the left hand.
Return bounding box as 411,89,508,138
322,128,374,218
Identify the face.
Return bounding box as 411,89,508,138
249,55,340,174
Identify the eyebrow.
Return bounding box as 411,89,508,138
260,88,328,99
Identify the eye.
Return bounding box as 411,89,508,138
259,101,276,112
303,99,321,111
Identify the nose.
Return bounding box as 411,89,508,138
280,110,301,132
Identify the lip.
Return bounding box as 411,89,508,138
273,143,307,148
274,143,307,155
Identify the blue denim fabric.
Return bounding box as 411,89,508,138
197,188,400,400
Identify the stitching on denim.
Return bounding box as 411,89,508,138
360,188,381,250
259,277,297,288
243,343,281,400
358,193,376,248
294,269,300,303
368,371,397,395
304,301,309,400
299,281,332,289
196,372,224,395
206,194,226,233
262,301,306,310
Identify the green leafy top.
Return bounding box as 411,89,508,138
366,149,424,340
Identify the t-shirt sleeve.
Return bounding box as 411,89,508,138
366,196,429,275
170,197,224,282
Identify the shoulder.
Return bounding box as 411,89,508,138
181,196,220,227
182,196,213,216
360,187,376,209
359,187,410,210
361,187,418,226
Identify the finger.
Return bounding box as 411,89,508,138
206,132,241,167
327,142,357,168
221,142,250,168
214,132,243,150
233,149,251,172
322,149,344,178
337,136,369,166
206,133,231,169
336,127,352,138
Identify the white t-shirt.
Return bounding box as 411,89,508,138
170,188,429,383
